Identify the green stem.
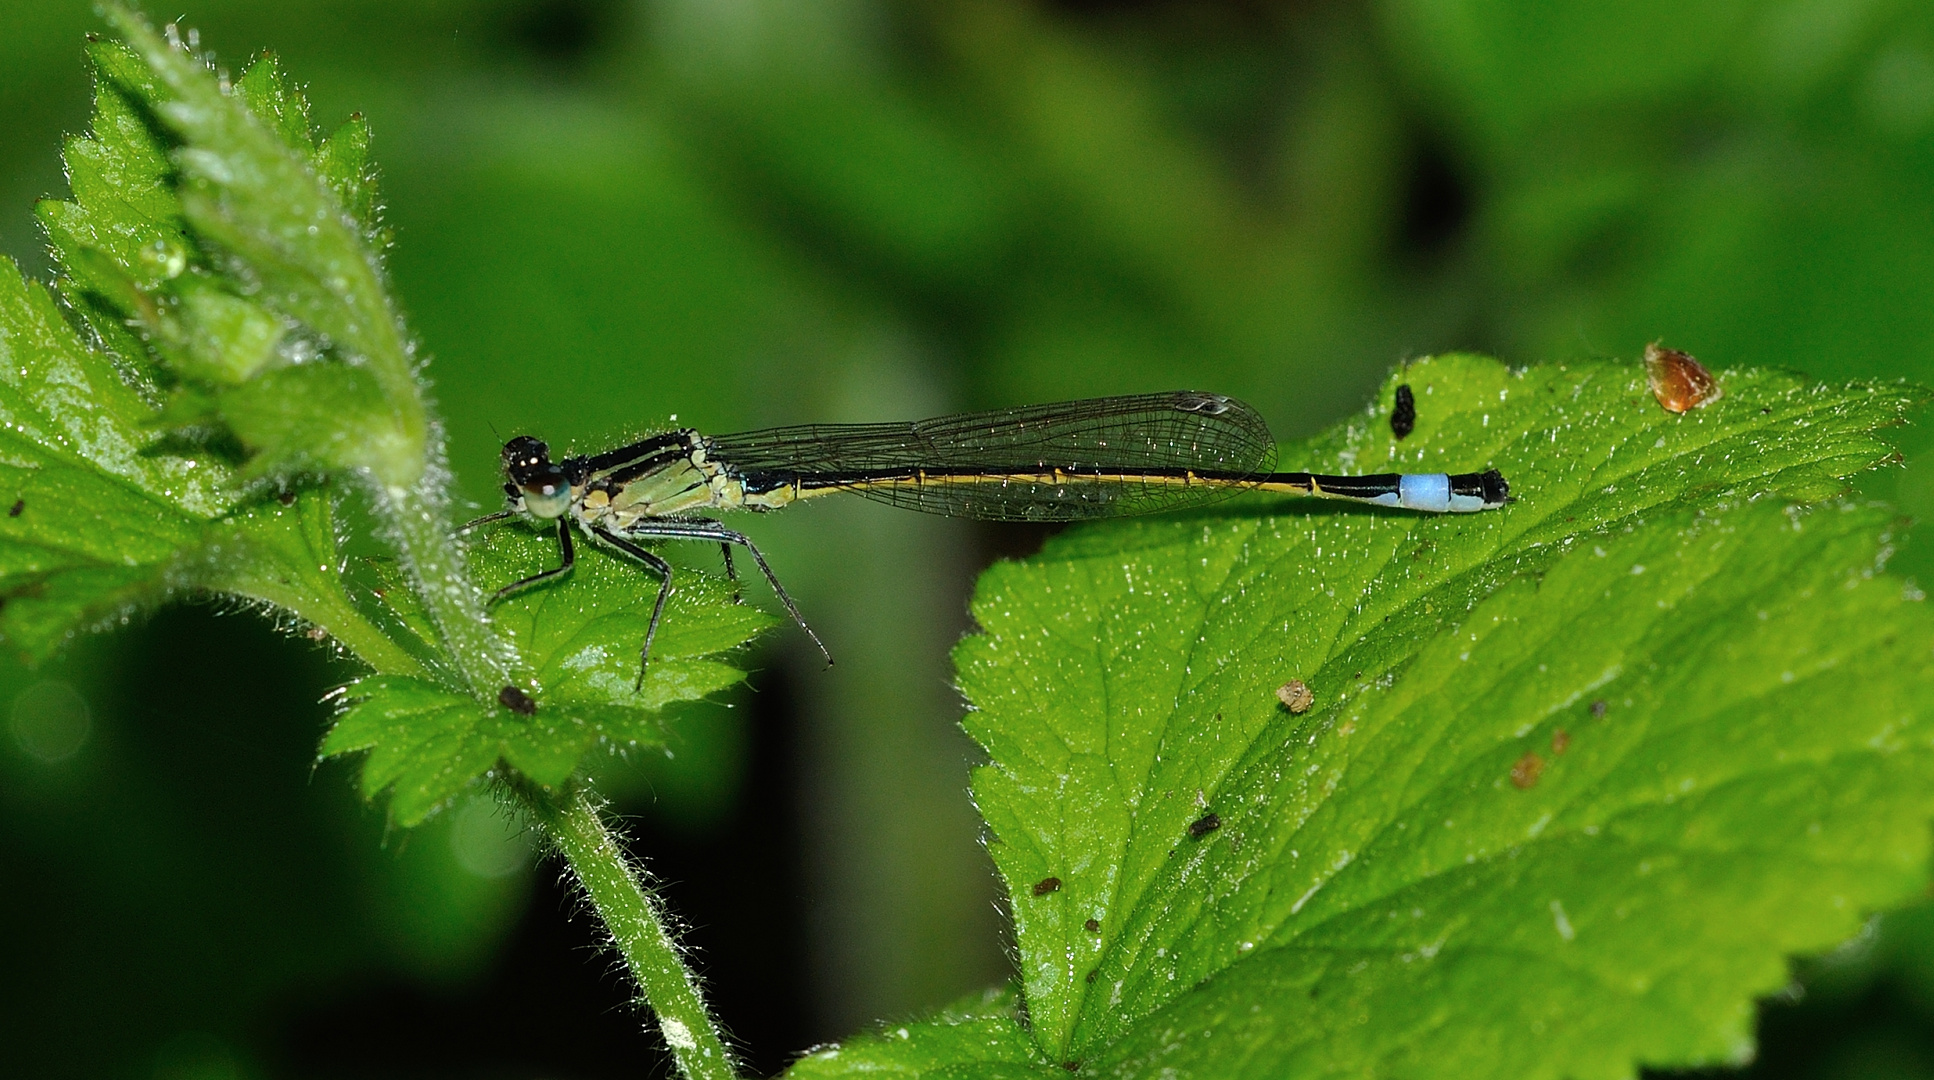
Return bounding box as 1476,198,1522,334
375,476,514,696
530,786,738,1080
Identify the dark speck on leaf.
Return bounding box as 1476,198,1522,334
1085,970,1097,984
1033,876,1061,896
498,685,537,715
277,490,297,506
1590,699,1608,718
7,499,21,517
1189,812,1221,839
1084,918,1101,933
1391,383,1416,439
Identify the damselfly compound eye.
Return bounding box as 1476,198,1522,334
521,469,573,519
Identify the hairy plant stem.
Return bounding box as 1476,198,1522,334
376,477,514,695
529,785,738,1080
99,11,730,1073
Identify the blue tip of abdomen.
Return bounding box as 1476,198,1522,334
1398,473,1452,512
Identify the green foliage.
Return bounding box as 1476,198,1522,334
0,262,222,657
1074,501,1930,1080
778,355,1934,1077
329,527,775,825
0,8,772,829
469,525,776,716
9,8,1934,1077
787,987,1045,1078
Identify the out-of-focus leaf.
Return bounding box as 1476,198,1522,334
220,363,414,479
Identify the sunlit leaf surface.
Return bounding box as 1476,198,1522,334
788,354,1933,1077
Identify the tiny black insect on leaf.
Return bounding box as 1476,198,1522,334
1189,812,1221,838
498,684,537,716
1033,876,1062,896
1391,383,1417,439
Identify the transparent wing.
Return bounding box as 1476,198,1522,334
705,391,1279,521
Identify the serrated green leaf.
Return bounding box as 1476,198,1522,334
0,258,226,658
315,114,386,248
470,523,777,721
208,487,433,679
320,675,584,826
232,52,313,156
101,8,425,489
1076,501,1934,1079
0,19,439,672
36,40,189,299
356,555,445,669
0,243,425,672
787,986,1053,1079
953,353,1929,1072
324,526,776,825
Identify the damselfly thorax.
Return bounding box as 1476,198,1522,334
469,391,1510,689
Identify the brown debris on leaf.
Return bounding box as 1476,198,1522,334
1276,679,1314,714
1510,751,1546,790
1645,341,1723,413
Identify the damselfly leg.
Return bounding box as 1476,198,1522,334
489,518,576,602
617,517,830,671
583,527,675,691
718,542,740,602
478,512,829,689
460,509,518,532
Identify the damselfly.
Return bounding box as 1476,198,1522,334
469,391,1508,685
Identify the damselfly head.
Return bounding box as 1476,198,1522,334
502,436,573,520
503,435,550,475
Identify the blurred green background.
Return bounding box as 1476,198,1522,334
5,1,1934,1077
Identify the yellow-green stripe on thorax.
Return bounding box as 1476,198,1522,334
570,432,800,528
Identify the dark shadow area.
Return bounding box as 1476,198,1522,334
972,520,1068,569
499,0,620,71
273,664,814,1080
1654,977,1934,1078
1396,134,1473,261
275,873,675,1080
